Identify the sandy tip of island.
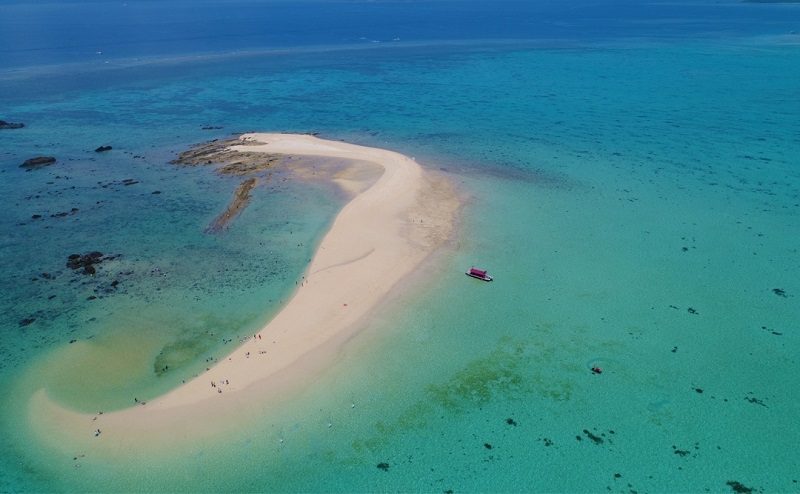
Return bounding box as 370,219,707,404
28,133,461,451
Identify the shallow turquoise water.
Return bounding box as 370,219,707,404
1,18,800,494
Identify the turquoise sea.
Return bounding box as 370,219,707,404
1,1,799,492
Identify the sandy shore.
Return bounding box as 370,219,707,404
29,133,460,449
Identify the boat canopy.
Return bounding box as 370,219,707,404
469,268,487,277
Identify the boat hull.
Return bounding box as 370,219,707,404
466,271,493,282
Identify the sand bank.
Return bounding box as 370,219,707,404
29,133,460,449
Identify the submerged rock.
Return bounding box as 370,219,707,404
205,177,257,233
94,145,112,153
582,429,604,444
66,251,108,274
0,120,25,129
772,288,787,297
20,156,56,170
726,481,754,494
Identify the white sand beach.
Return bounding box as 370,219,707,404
29,133,460,449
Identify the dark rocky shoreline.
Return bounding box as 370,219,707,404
170,137,282,176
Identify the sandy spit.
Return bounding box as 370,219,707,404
29,133,461,451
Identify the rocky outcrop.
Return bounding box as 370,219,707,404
205,177,258,233
171,139,237,165
171,138,280,176
95,145,112,152
172,136,293,234
20,156,56,170
0,120,24,129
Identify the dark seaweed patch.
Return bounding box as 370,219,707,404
483,443,493,450
673,443,700,459
425,344,528,410
376,462,389,472
761,325,783,336
726,480,754,493
425,338,574,411
505,418,517,426
583,429,604,444
155,334,217,377
744,395,767,407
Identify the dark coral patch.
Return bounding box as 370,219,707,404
583,429,604,444
744,396,767,407
726,480,754,493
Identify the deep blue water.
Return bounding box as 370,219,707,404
1,0,799,70
1,1,800,493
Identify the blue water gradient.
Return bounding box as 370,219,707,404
1,1,799,492
1,0,799,69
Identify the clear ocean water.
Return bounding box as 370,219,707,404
1,1,799,492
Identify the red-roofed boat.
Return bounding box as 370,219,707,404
466,267,493,282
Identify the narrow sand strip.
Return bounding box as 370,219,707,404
30,133,459,448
